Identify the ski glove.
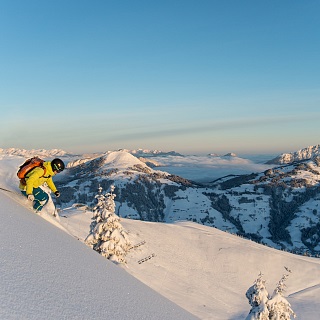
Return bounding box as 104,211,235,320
54,191,60,198
27,194,35,201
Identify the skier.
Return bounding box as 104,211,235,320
19,158,65,212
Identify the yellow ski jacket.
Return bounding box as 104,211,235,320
19,161,58,195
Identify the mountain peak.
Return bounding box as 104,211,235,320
223,152,237,157
267,144,320,164
102,150,147,169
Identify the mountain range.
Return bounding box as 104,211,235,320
3,145,320,256
2,181,320,319
267,144,320,164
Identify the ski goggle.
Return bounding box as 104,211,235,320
53,164,63,172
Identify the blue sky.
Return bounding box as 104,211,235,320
1,0,319,155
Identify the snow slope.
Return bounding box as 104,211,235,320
2,153,320,319
0,191,196,320
59,207,320,319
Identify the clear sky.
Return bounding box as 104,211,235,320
1,0,319,155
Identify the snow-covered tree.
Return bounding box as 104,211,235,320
268,269,296,319
246,272,270,320
246,268,296,320
85,185,131,263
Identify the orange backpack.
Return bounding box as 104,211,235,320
17,157,46,185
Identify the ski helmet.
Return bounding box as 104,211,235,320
51,158,65,173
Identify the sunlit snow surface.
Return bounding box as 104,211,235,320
1,153,320,319
0,192,196,320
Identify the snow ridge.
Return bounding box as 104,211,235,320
120,148,184,157
0,148,68,158
267,145,320,164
